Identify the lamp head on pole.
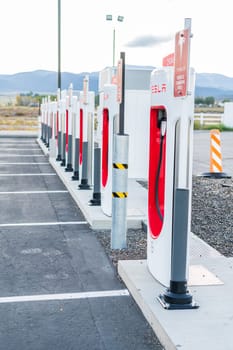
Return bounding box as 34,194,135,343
117,15,124,22
106,14,112,21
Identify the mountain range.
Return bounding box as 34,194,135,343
0,68,233,100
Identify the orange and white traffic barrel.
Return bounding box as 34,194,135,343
201,129,231,178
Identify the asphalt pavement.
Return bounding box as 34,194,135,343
0,136,163,350
1,130,233,350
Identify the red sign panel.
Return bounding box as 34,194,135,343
174,28,190,97
83,76,89,104
111,75,117,85
117,59,123,103
162,53,174,67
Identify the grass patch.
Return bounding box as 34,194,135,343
194,107,224,113
194,121,233,131
0,106,39,130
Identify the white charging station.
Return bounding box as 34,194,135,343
72,95,79,138
65,85,73,171
98,66,153,179
223,102,233,127
101,83,118,216
71,95,80,170
79,90,95,187
49,101,57,158
147,66,195,287
68,86,73,138
59,89,67,165
124,90,151,178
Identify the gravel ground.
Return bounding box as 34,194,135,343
96,176,233,267
192,175,233,257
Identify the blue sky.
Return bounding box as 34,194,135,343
0,0,232,77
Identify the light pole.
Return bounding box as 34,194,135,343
58,0,61,90
106,15,124,67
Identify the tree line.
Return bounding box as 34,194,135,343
195,96,215,106
15,92,229,108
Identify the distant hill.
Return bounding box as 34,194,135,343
195,73,233,99
0,69,233,100
0,70,99,95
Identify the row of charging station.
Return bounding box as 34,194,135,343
40,79,95,189
41,66,154,218
40,48,196,308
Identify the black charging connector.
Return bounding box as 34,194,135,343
155,109,167,222
157,110,167,129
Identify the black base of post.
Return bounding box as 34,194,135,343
79,179,91,190
199,172,231,179
56,155,62,161
158,281,199,310
65,164,73,172
60,159,66,167
72,171,79,181
89,192,101,206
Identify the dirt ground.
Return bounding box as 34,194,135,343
0,106,39,130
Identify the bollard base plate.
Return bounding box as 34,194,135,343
65,164,73,172
79,179,91,190
72,172,79,181
157,294,199,310
89,193,101,206
88,199,101,206
199,172,231,179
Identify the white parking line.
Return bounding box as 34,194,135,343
0,221,87,227
0,155,45,157
0,190,68,194
0,162,48,165
0,173,56,176
0,148,40,151
0,289,130,304
0,141,37,143
0,143,37,145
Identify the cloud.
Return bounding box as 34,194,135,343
125,34,172,48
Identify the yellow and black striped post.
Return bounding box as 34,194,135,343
111,134,129,249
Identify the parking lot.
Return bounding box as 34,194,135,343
0,136,163,350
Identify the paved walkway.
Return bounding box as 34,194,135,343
0,136,163,350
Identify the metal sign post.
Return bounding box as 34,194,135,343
111,52,129,249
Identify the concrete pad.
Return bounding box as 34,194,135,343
118,253,233,350
50,157,147,229
38,139,148,230
188,265,223,286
